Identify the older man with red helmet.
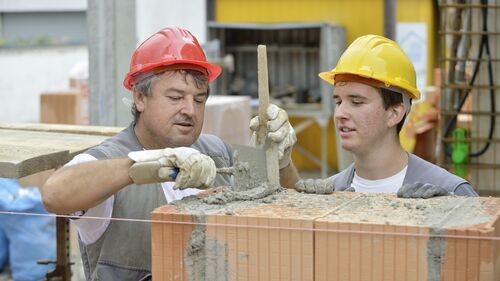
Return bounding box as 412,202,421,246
41,27,298,281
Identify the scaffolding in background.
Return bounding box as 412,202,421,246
439,0,500,195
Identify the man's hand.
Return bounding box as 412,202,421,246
128,147,216,189
295,178,334,194
397,182,450,199
250,104,297,169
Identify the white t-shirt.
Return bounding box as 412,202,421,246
68,153,202,245
350,166,407,193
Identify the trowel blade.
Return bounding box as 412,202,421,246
231,144,268,191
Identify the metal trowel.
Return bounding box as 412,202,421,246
227,144,267,191
127,144,267,190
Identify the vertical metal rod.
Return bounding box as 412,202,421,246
384,0,396,40
45,217,72,280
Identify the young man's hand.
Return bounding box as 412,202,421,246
294,178,334,194
249,104,297,169
397,182,450,199
128,147,216,189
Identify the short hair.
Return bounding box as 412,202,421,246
131,69,209,123
379,87,411,134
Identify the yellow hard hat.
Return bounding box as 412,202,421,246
319,34,420,100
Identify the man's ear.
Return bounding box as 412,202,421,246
387,103,406,128
133,90,145,113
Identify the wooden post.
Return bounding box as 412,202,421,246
257,45,280,185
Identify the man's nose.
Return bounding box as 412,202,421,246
180,98,195,116
334,103,348,120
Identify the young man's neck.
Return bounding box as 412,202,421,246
353,139,408,180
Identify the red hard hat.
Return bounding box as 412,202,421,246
123,27,221,90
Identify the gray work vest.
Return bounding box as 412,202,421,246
329,153,478,196
78,124,233,281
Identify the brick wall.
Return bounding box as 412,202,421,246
151,192,500,281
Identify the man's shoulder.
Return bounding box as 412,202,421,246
406,153,476,195
407,153,456,178
86,125,137,159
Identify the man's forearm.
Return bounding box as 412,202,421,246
279,162,300,189
41,158,134,214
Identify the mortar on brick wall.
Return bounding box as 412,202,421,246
152,191,500,281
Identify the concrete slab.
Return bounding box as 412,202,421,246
0,122,123,136
0,126,117,178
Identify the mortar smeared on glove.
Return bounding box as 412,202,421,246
397,182,450,199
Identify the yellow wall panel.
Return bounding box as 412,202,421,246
216,0,384,44
289,117,339,171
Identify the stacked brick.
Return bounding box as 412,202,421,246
151,192,500,281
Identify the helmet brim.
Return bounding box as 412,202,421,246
318,70,421,100
124,60,222,90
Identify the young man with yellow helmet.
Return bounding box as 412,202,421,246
296,34,477,198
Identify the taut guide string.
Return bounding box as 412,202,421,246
0,211,498,241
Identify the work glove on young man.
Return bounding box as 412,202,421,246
128,147,216,189
294,178,334,194
397,182,450,199
249,104,297,169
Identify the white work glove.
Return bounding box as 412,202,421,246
128,147,216,189
249,104,297,169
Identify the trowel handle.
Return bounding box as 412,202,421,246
159,166,179,180
128,161,179,184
